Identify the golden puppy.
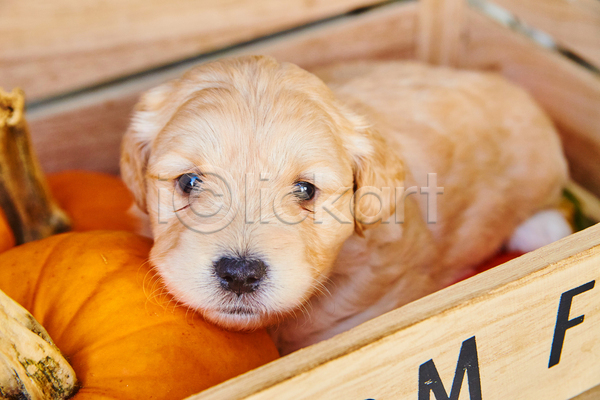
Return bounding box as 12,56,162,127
121,56,569,354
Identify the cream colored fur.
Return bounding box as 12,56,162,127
120,56,568,354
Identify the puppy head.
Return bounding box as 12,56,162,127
121,56,404,329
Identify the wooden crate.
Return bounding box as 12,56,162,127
2,0,599,398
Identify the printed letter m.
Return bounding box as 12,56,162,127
418,336,482,400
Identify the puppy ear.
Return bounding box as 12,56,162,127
120,83,173,213
340,110,405,236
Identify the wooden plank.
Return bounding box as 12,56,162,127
490,0,600,69
26,1,418,175
191,224,600,400
417,0,466,66
0,0,386,102
461,8,600,199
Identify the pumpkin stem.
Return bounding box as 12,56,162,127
0,88,71,244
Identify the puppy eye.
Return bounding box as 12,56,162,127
292,181,316,201
177,173,202,194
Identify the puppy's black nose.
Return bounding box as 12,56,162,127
214,257,267,295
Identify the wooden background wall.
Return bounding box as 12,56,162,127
1,0,387,101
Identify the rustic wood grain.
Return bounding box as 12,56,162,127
0,0,386,102
27,1,418,175
191,223,600,399
417,0,466,66
461,8,600,199
490,0,600,68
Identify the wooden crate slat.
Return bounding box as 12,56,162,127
417,0,466,66
0,0,386,102
461,8,600,199
489,0,600,69
26,1,418,175
192,224,600,400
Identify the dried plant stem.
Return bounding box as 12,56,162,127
0,88,70,244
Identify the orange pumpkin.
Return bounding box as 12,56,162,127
0,208,15,252
47,170,139,233
0,170,137,255
0,231,279,399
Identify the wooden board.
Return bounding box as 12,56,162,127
490,0,600,68
190,223,600,400
461,8,600,199
26,1,418,175
417,0,465,66
0,0,385,102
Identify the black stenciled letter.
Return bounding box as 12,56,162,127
548,280,595,368
418,336,482,400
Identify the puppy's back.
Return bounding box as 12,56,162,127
315,61,568,269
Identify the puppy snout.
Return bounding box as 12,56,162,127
214,257,267,295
